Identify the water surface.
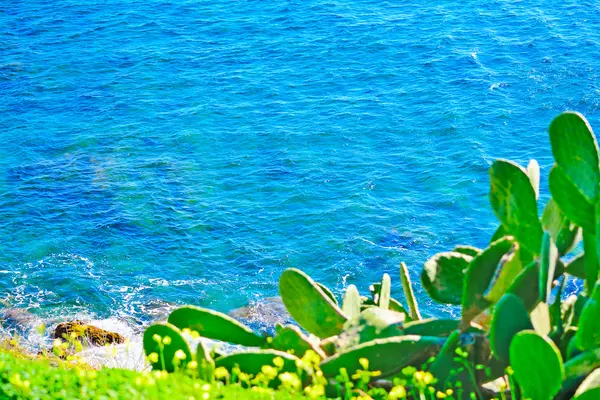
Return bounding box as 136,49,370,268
1,0,598,334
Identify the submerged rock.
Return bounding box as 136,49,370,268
53,321,125,346
0,308,43,338
228,297,291,326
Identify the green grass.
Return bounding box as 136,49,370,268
0,350,306,400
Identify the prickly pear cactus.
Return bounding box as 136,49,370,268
542,198,582,256
336,307,405,351
143,323,192,372
539,231,558,303
279,268,347,338
316,282,338,305
527,159,540,200
268,323,325,358
510,330,565,400
462,236,515,326
490,294,533,362
483,242,522,304
452,245,482,257
575,282,600,351
378,273,391,309
168,306,266,347
548,112,600,233
489,159,542,256
506,260,540,311
320,335,444,379
214,349,297,376
403,318,482,337
422,251,473,305
342,284,361,319
428,330,461,387
573,368,600,399
399,262,421,321
196,341,215,382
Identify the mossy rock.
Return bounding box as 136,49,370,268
53,321,125,346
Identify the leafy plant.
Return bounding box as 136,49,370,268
142,111,600,399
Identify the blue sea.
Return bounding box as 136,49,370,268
1,1,598,339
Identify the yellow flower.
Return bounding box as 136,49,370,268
279,372,301,391
174,349,187,360
261,365,278,381
273,356,284,369
162,336,172,345
152,334,162,343
214,367,229,380
187,361,198,370
304,384,325,399
389,385,407,400
359,358,369,370
302,350,321,366
148,352,159,363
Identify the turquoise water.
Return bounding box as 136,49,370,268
1,1,598,330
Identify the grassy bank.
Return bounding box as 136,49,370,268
0,349,305,400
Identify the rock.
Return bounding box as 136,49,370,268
0,308,42,337
53,321,125,346
228,296,291,326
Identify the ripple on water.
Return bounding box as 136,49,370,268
0,0,596,340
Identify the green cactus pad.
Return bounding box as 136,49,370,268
566,253,586,279
510,330,565,400
369,283,381,303
575,282,600,351
483,242,523,304
389,297,409,316
143,323,192,372
400,262,421,321
462,236,515,326
342,285,361,319
507,261,540,311
527,159,540,200
542,198,582,255
336,307,406,351
319,336,338,356
574,368,600,399
539,232,558,303
583,231,599,294
279,268,347,338
422,251,473,305
378,274,391,309
316,282,338,306
452,245,482,257
167,306,266,347
489,159,543,254
269,324,325,359
403,318,483,336
491,224,508,243
549,112,600,204
428,330,461,388
196,341,215,382
215,349,298,376
320,335,444,378
490,294,533,362
549,165,595,232
565,347,600,388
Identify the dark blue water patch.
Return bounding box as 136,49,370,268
0,0,599,327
